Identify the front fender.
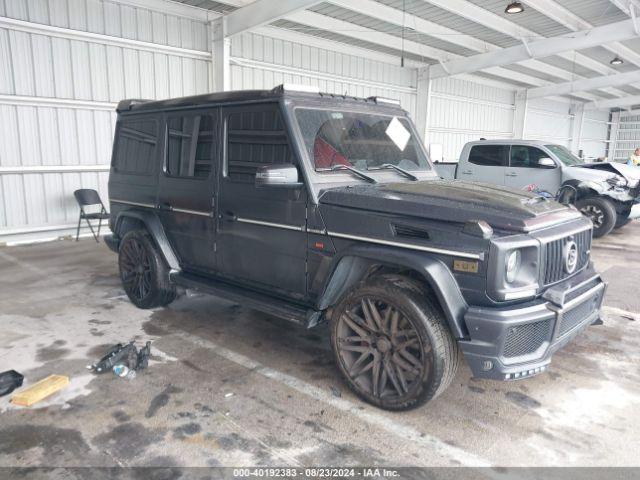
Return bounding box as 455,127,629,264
558,179,603,204
317,244,469,339
114,209,180,271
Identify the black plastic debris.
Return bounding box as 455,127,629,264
88,341,152,374
0,370,24,397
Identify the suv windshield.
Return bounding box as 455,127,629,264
295,108,431,174
545,144,584,166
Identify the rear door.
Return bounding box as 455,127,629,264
215,103,308,300
505,145,562,194
459,144,508,184
157,110,218,273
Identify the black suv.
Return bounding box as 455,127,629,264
106,84,606,411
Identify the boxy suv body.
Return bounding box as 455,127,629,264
107,85,606,410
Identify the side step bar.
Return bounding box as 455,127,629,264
170,272,322,327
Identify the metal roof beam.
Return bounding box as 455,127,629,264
429,18,640,78
528,71,640,99
585,94,640,110
422,0,630,96
328,0,607,86
286,10,600,100
521,0,640,82
224,0,323,37
608,0,640,16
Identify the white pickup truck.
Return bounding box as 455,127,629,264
435,140,640,237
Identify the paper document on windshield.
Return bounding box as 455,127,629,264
385,117,410,152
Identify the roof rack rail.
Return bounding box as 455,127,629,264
271,83,321,94
366,96,401,106
116,99,152,112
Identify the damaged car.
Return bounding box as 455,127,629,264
435,140,640,237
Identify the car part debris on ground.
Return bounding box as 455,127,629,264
10,374,69,406
113,364,136,380
88,341,152,375
0,370,24,397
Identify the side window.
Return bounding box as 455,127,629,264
510,146,549,168
467,145,509,167
166,115,214,178
113,118,158,175
226,107,292,183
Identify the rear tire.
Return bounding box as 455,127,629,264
330,274,458,411
118,229,176,309
576,197,616,238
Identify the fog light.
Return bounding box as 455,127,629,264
482,360,493,371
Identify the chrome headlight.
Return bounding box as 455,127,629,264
488,237,540,302
505,250,521,283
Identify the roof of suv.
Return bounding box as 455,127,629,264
117,84,405,114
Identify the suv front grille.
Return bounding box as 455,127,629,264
503,319,552,358
543,229,591,286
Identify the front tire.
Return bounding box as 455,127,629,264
614,210,632,229
118,229,176,309
576,197,616,238
330,275,458,411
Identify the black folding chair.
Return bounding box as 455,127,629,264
73,189,110,243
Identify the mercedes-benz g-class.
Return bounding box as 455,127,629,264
106,85,606,411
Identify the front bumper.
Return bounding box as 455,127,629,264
629,202,640,220
459,264,606,380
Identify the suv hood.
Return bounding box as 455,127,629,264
319,180,580,232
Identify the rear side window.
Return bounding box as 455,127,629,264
468,145,509,167
113,119,158,175
226,107,292,183
166,115,215,178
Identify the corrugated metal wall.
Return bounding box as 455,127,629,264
0,0,210,243
611,110,640,163
524,98,610,159
429,77,515,161
525,98,573,147
582,110,610,160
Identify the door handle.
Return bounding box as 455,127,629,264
460,170,473,175
506,172,518,177
158,202,172,211
220,211,237,221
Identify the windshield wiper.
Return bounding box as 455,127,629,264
369,163,419,181
319,164,377,183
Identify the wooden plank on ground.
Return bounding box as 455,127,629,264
10,375,69,406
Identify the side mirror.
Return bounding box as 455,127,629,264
537,157,557,169
255,164,303,188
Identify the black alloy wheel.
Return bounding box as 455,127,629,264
120,234,153,303
331,275,458,410
118,230,176,309
335,296,427,400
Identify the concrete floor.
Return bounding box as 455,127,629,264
0,223,639,469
